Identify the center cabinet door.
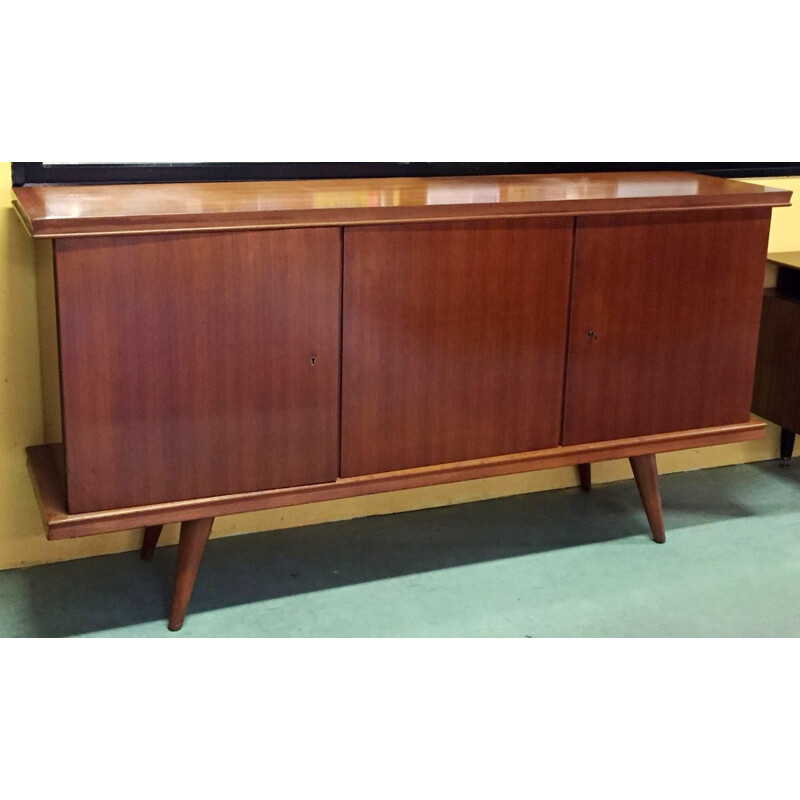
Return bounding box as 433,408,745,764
56,228,341,513
341,219,574,477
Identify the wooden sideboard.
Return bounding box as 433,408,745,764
13,172,791,630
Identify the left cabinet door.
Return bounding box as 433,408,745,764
56,228,342,513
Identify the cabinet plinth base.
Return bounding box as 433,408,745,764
26,419,765,542
25,419,765,630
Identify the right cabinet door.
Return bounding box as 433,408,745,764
562,209,771,446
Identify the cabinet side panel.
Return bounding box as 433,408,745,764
35,239,66,486
341,218,573,477
563,209,771,445
35,239,62,444
56,228,341,513
752,292,800,432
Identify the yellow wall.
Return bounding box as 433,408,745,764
1,164,799,570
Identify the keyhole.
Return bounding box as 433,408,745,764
310,356,317,366
587,329,597,340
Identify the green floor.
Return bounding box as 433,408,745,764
2,459,800,637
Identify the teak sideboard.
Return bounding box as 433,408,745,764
13,172,792,630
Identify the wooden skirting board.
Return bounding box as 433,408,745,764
28,418,765,541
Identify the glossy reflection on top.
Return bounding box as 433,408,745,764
13,172,791,237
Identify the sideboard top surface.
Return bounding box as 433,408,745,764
12,171,792,238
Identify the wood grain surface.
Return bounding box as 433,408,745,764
341,219,574,476
563,209,772,445
55,228,342,512
752,290,800,433
13,172,790,238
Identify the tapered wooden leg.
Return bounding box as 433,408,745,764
629,454,665,544
781,428,795,467
168,517,214,631
577,463,592,492
140,525,163,561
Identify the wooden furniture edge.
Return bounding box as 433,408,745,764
18,195,793,239
28,418,766,540
13,172,792,239
11,196,35,236
768,251,800,271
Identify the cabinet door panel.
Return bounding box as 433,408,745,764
562,209,771,445
341,219,573,477
56,228,341,512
